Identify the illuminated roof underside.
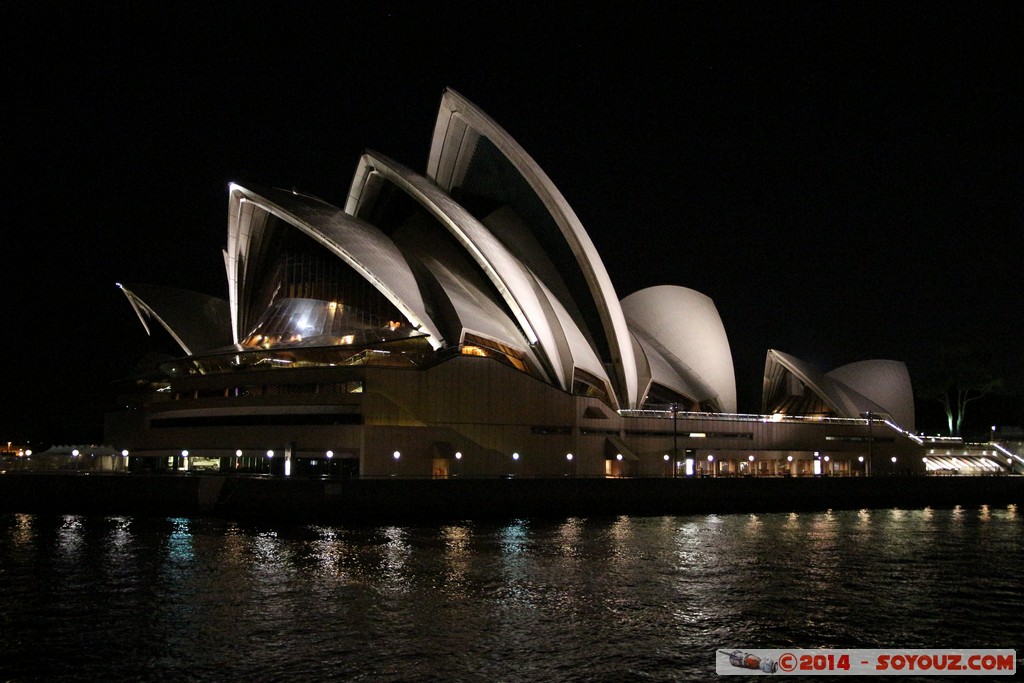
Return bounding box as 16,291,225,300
226,183,443,350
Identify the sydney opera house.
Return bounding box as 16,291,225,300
106,90,945,479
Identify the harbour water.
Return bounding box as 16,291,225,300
1,507,1021,681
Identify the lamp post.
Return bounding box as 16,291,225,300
670,402,678,478
865,411,874,477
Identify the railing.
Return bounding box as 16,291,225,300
622,409,882,427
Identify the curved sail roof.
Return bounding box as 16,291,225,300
762,350,914,430
117,283,231,355
346,151,607,394
827,360,915,431
426,89,639,408
225,183,443,349
621,286,737,413
118,89,921,423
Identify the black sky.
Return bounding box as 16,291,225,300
2,2,1021,443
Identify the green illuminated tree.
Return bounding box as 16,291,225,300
918,345,1002,437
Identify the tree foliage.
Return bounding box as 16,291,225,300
917,345,1002,436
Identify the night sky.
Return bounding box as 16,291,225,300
3,3,1021,443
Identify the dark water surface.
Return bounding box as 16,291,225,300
1,507,1021,681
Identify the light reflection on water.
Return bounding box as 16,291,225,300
0,507,1021,681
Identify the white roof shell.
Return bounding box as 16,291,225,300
225,183,443,349
346,151,617,396
621,285,737,413
763,350,915,431
426,89,639,408
827,359,916,432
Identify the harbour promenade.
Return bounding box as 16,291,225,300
1,472,1021,523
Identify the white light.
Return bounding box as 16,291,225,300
787,455,793,462
26,450,33,456
689,432,706,438
235,449,242,457
121,450,129,457
771,413,784,422
858,456,865,462
72,449,79,457
566,453,573,461
663,454,670,461
267,450,274,458
284,459,291,476
326,450,334,459
814,451,820,457
393,451,400,460
824,455,830,462
748,455,754,462
616,453,623,461
685,458,694,476
455,451,462,460
891,456,897,463
181,450,189,457
512,452,520,461
707,454,714,462
813,460,822,475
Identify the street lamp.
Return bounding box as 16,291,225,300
670,402,679,478
864,411,874,476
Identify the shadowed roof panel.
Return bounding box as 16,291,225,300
117,283,231,355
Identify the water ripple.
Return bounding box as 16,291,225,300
0,507,1020,680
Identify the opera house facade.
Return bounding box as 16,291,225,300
106,90,935,479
